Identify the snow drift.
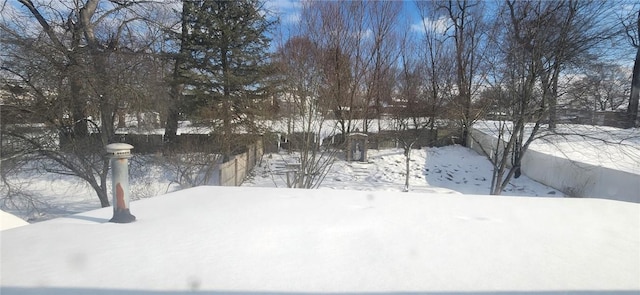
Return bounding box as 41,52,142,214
1,186,638,294
0,210,28,231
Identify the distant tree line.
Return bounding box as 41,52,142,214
1,0,638,203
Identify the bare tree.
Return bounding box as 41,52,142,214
361,1,401,133
428,0,488,147
473,0,620,195
478,0,560,195
415,1,457,134
566,62,630,114
1,1,168,207
303,1,373,135
623,6,640,128
273,25,338,188
393,28,437,192
534,1,617,130
159,152,222,188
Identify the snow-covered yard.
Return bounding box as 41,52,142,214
1,129,638,294
1,145,564,223
245,146,563,197
1,186,638,294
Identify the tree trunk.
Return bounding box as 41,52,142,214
117,112,126,128
403,144,412,192
164,67,184,145
99,158,110,207
164,0,189,144
69,63,88,138
87,174,110,208
164,103,180,143
97,187,110,208
627,45,640,128
100,96,116,143
547,62,561,130
222,46,232,162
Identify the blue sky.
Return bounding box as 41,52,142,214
263,0,637,66
265,0,425,32
263,0,437,52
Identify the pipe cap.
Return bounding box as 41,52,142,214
105,143,134,158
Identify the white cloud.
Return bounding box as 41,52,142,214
283,12,300,24
410,16,451,35
266,0,303,11
360,28,373,40
264,0,302,24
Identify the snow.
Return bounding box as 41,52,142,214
473,121,640,175
1,186,638,294
245,146,564,197
0,210,28,231
3,146,563,223
2,120,638,293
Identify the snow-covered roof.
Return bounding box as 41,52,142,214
1,186,638,294
0,210,28,231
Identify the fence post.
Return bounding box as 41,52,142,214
234,157,238,186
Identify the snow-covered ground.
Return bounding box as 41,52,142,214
0,156,183,223
1,186,638,294
1,145,564,224
2,121,638,294
245,146,563,197
0,210,28,231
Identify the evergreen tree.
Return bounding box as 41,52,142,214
182,0,274,160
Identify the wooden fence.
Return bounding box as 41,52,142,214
321,129,439,150
219,139,264,186
108,133,261,154
112,133,263,187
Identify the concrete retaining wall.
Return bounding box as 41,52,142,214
468,128,639,203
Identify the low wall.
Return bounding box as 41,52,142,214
468,128,639,203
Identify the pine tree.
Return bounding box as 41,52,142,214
182,0,274,160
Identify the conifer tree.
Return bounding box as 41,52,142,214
182,0,274,160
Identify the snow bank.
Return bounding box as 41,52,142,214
2,186,638,294
0,210,28,231
469,124,640,203
521,148,640,202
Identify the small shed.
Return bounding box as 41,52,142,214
346,133,368,162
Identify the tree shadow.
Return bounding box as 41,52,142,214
63,214,110,223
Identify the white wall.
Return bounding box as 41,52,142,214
469,128,640,203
